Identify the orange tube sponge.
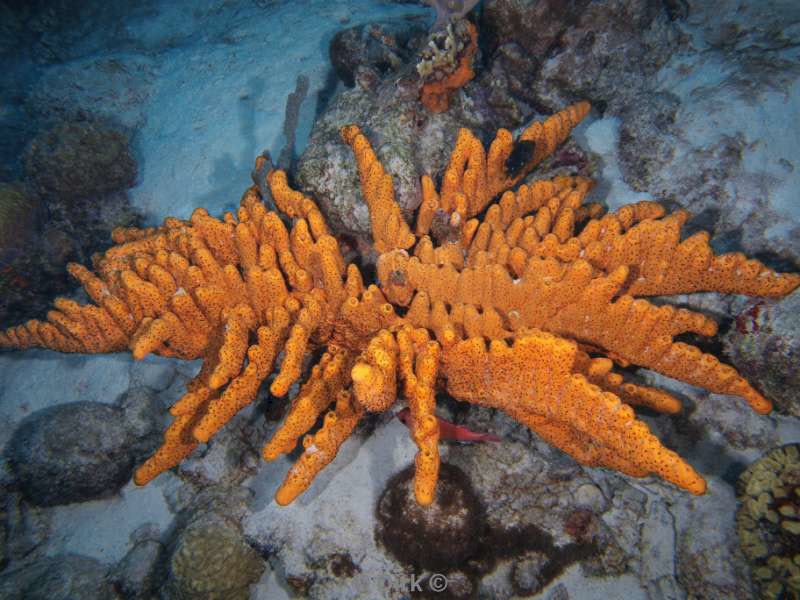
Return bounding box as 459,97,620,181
442,330,707,495
351,329,399,412
340,125,416,254
4,100,798,505
274,390,365,506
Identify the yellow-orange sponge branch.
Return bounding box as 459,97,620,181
443,330,707,495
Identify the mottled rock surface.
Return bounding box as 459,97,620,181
723,292,800,417
0,553,114,600
7,388,163,506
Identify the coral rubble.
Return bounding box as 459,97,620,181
1,102,797,507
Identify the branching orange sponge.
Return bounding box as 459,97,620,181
1,102,798,506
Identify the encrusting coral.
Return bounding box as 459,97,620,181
417,20,478,113
1,102,798,506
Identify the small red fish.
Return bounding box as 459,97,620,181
395,407,502,443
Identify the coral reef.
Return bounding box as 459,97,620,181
736,443,800,600
0,102,798,508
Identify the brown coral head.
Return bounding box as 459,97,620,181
376,462,483,572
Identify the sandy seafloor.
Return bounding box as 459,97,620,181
1,1,799,599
